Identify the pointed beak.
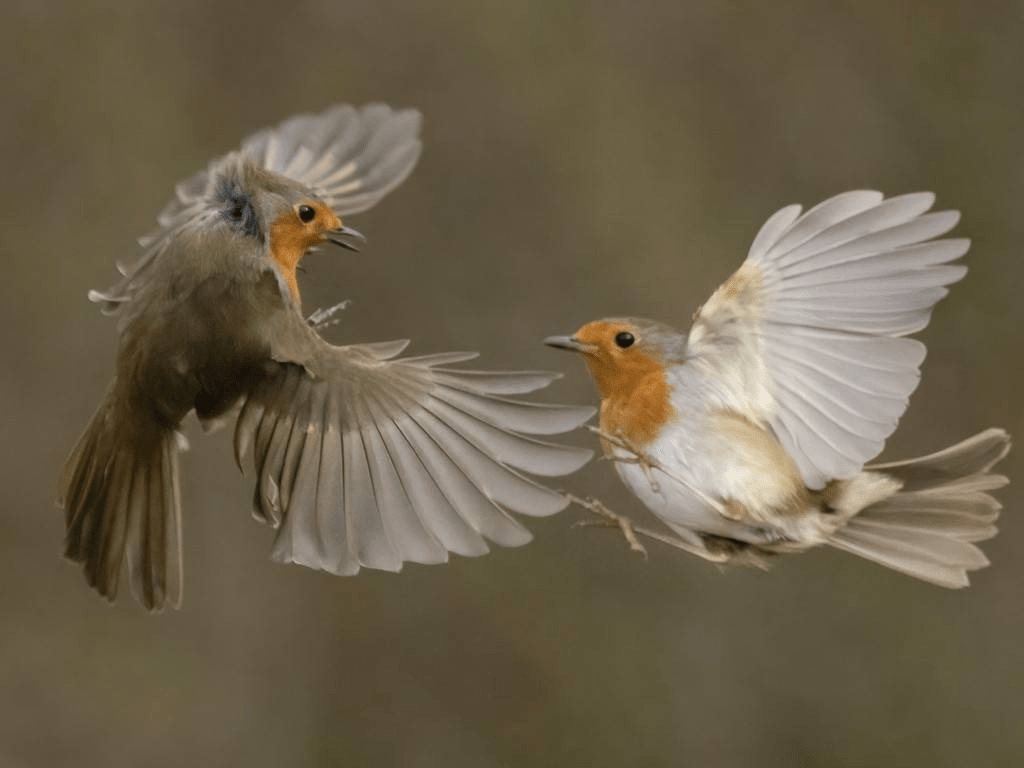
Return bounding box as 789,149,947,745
544,335,597,354
325,225,366,252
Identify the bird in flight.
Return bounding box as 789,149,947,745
61,104,595,610
547,191,1010,588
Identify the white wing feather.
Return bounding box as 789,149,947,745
235,338,596,576
687,191,968,489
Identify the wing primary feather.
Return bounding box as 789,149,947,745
761,190,884,261
769,192,940,268
748,203,803,261
401,351,481,367
340,396,401,572
421,393,592,476
430,369,562,395
315,386,353,574
256,368,304,526
254,366,303,524
764,341,915,405
779,238,970,279
431,384,596,435
400,407,532,546
272,384,328,568
278,378,315,516
368,387,490,557
234,368,283,470
359,391,446,564
412,403,571,518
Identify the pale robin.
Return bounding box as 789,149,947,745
547,191,1010,588
60,104,595,610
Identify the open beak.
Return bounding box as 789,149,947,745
325,225,366,252
544,335,597,354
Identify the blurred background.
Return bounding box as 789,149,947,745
1,1,1022,766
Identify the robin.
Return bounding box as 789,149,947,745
60,104,595,610
547,190,1010,588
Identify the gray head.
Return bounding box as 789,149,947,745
206,154,364,253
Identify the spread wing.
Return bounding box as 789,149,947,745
91,104,421,313
154,103,420,235
234,326,595,575
686,191,968,489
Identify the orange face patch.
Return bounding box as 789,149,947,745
269,200,342,303
571,321,676,448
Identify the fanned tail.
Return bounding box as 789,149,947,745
59,385,183,610
828,428,1010,588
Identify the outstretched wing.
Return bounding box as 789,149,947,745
239,103,421,214
234,329,595,575
686,191,968,489
91,104,421,313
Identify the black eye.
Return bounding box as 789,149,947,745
614,331,635,349
297,204,316,223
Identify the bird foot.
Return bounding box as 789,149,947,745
563,493,732,564
307,300,352,330
566,494,648,559
563,492,735,564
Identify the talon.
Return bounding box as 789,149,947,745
616,516,648,559
563,492,649,559
307,300,352,329
562,492,732,564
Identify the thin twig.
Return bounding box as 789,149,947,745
562,493,731,563
587,425,730,517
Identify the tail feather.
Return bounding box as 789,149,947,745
59,392,183,610
829,428,1011,588
867,427,1010,491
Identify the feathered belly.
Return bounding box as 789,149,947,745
613,408,811,542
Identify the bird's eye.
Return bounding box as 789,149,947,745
614,331,635,349
297,204,317,223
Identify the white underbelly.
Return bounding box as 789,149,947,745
612,440,756,541
611,410,811,543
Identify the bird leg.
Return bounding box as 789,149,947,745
307,300,352,330
565,493,648,558
562,493,732,564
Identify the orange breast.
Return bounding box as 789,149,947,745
597,365,676,449
269,213,313,303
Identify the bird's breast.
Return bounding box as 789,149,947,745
269,213,319,304
598,368,677,449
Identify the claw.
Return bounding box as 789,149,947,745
562,492,733,565
307,300,352,330
562,494,648,559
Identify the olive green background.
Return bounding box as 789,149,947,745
2,1,1021,766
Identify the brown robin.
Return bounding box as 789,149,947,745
60,104,595,610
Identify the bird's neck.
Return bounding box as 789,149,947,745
270,214,318,305
593,364,676,450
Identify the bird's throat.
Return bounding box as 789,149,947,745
270,214,318,303
593,360,676,449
